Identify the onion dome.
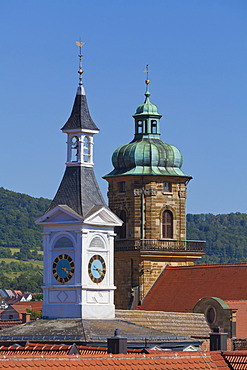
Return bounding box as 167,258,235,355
104,78,191,179
110,140,185,176
134,90,160,116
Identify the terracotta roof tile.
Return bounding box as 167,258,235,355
138,263,247,312
116,309,210,337
0,351,232,369
12,301,42,313
221,350,247,369
0,342,147,356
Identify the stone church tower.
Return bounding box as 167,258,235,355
104,75,205,309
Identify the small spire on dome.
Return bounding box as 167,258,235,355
144,64,150,85
76,40,86,86
144,64,151,98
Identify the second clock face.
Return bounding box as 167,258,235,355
88,255,106,283
53,254,75,284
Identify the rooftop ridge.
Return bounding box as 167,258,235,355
166,262,247,270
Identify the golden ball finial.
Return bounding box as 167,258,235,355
145,79,150,85
78,69,84,75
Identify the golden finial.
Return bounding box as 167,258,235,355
144,64,150,85
76,41,86,85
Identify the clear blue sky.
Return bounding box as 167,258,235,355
0,0,246,214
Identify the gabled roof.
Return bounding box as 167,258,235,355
138,263,247,312
48,166,106,218
61,86,99,131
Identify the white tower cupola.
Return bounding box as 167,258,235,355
36,43,122,320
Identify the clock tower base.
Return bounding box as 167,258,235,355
42,286,116,319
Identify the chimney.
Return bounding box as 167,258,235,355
22,313,31,323
210,327,227,351
107,329,127,354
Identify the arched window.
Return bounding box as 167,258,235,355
162,210,173,239
116,210,127,239
137,121,143,134
54,237,73,249
71,136,79,162
151,120,157,134
83,136,90,162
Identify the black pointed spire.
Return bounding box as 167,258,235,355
61,87,99,131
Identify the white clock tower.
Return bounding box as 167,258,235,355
36,46,122,319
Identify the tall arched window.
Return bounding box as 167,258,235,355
116,210,127,239
162,210,173,239
83,136,90,162
71,136,78,162
151,120,157,134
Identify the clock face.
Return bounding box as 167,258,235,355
88,255,106,283
52,254,75,284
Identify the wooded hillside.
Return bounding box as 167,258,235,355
0,187,50,252
187,213,247,264
0,187,246,292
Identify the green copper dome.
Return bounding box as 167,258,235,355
109,139,185,176
104,81,191,179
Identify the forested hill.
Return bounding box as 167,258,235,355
0,187,50,254
0,187,247,264
187,213,247,264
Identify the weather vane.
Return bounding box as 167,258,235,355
144,64,150,85
76,41,86,85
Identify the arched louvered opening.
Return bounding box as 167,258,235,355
71,136,79,162
83,136,90,162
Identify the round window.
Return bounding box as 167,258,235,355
206,307,216,324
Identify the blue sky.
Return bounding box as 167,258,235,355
0,0,246,214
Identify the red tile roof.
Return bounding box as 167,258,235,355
138,263,247,312
0,342,141,356
222,351,247,370
0,319,22,330
0,351,230,369
11,301,42,313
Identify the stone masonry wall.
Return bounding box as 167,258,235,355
106,175,191,309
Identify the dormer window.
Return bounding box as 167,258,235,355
83,136,90,162
71,136,79,162
151,120,157,134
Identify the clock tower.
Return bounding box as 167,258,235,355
36,46,122,319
